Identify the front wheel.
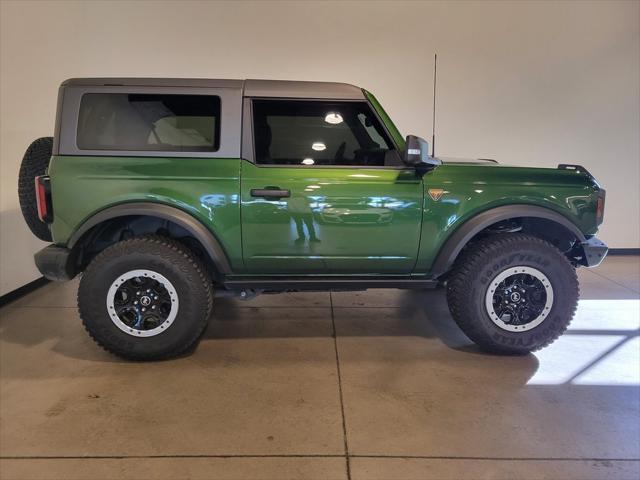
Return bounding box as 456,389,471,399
446,233,579,354
78,235,213,360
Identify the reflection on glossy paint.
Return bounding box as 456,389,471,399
350,173,378,179
287,193,320,244
199,193,237,221
319,195,410,222
380,200,407,209
240,160,421,272
200,193,231,207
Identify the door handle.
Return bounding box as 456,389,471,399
250,187,291,199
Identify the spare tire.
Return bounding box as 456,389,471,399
18,137,54,242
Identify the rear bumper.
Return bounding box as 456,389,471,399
34,245,77,281
577,237,608,267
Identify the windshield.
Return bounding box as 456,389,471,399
362,89,405,150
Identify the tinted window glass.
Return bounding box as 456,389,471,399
252,100,400,166
77,93,220,152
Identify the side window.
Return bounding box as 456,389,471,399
77,93,220,152
252,100,400,166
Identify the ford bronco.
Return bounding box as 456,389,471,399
18,78,608,360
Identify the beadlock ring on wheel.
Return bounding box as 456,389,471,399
106,269,179,337
484,266,554,332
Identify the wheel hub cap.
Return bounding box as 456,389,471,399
106,269,179,337
485,266,554,332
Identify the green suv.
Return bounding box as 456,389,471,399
18,78,608,360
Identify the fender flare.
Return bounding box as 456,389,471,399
68,202,232,274
430,204,586,278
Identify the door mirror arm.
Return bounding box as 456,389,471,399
402,135,441,170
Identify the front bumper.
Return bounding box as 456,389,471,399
34,245,77,281
577,237,608,267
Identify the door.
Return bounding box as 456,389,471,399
240,99,423,274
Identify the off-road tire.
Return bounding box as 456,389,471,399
78,235,214,361
446,233,579,354
18,137,54,241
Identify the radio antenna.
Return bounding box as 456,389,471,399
431,53,437,157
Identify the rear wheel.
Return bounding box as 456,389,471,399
18,137,53,241
78,235,213,360
446,233,579,354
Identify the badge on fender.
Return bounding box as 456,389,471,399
428,188,445,201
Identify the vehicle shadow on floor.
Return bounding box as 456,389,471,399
209,288,490,353
0,286,540,374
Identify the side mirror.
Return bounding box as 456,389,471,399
403,135,441,168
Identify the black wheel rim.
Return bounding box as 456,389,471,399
107,269,179,337
485,266,554,332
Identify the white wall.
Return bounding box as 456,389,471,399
1,0,638,295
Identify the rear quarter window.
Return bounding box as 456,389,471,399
76,93,220,152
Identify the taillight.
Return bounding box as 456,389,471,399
35,175,52,223
596,189,606,225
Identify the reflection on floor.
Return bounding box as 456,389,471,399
529,299,639,385
0,255,638,480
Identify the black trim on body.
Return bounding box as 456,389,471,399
429,205,588,278
224,276,438,291
250,188,290,199
34,245,77,281
578,237,608,267
67,203,232,274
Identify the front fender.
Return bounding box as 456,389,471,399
414,164,600,275
427,204,586,277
